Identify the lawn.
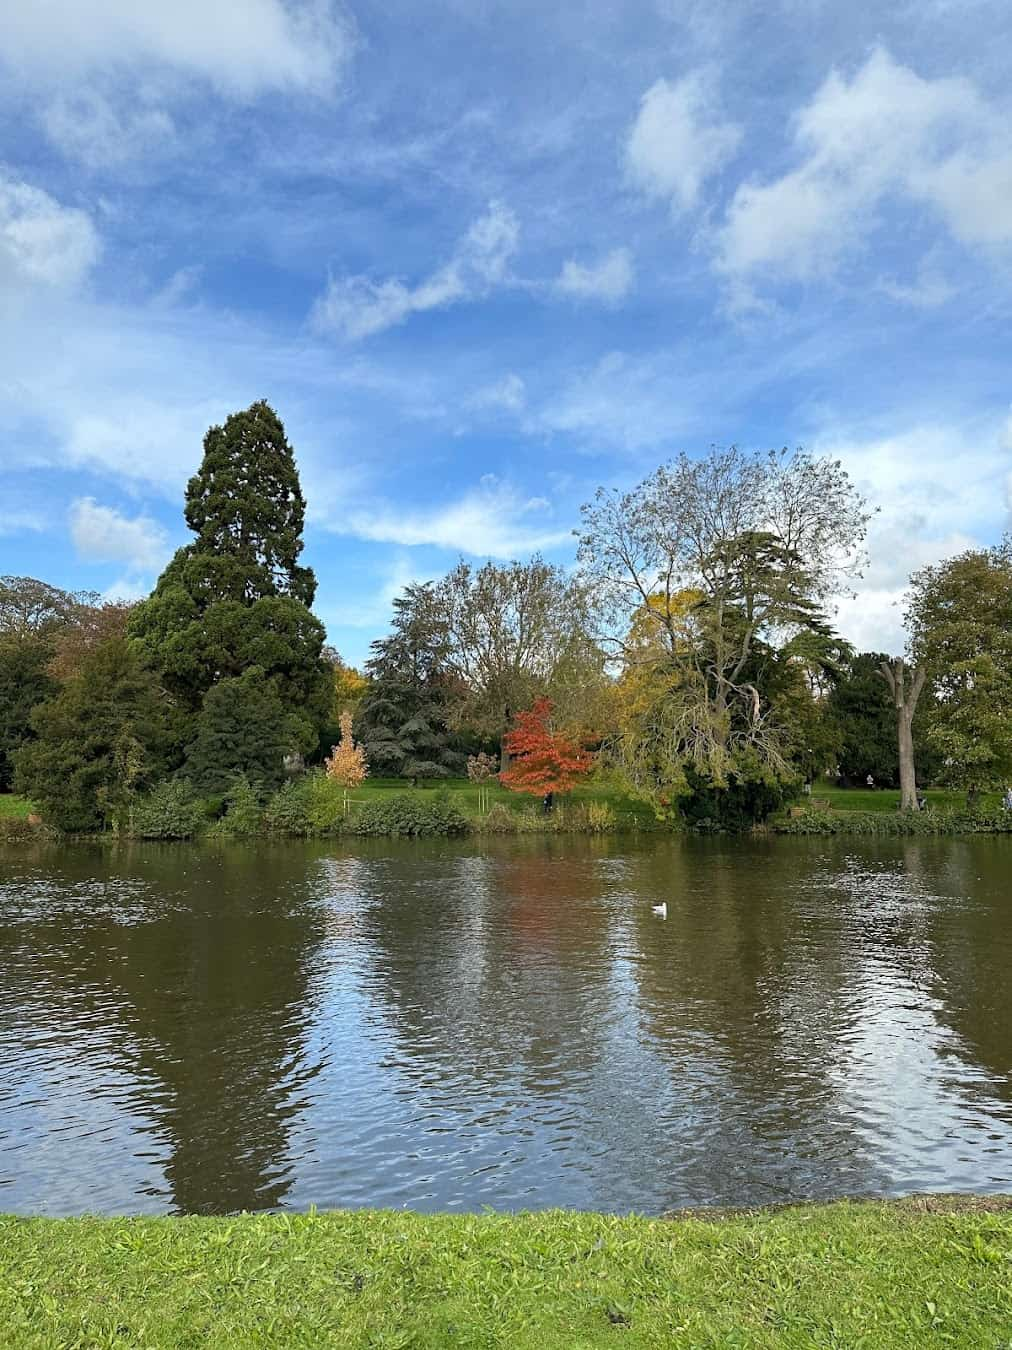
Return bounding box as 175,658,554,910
813,785,996,813
1,1200,1010,1348
0,794,33,819
346,775,659,826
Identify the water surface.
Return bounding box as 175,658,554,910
1,835,1010,1215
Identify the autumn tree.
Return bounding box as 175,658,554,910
0,576,91,790
906,539,1012,805
129,402,331,780
325,711,369,803
579,447,869,815
436,558,607,761
499,698,592,811
466,750,498,813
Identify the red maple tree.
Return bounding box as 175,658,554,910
499,697,592,798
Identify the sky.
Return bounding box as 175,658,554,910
1,0,1010,666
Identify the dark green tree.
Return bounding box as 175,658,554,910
826,652,900,785
129,402,331,778
183,667,291,794
356,584,465,784
0,636,58,792
14,637,174,832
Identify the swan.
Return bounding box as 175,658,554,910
652,902,667,918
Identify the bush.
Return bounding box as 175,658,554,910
681,771,793,832
208,777,264,838
349,791,469,837
0,816,40,843
584,801,617,834
263,780,313,837
774,808,1012,836
262,772,345,837
131,780,204,839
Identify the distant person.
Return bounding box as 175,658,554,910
1003,786,1012,812
866,774,875,789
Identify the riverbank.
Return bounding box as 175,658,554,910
2,1200,1009,1347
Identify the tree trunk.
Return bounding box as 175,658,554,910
879,659,926,811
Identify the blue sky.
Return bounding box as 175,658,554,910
1,0,1010,665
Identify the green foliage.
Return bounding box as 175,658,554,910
2,1201,1011,1348
681,767,793,831
349,791,469,836
262,772,344,837
183,667,291,794
130,780,205,839
907,540,1012,797
13,637,173,833
775,807,1012,835
208,777,264,837
357,583,465,782
0,635,57,792
129,402,331,758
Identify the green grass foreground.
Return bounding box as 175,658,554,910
2,1201,1011,1348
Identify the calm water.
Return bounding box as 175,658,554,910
1,835,1010,1216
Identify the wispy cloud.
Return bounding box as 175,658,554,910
555,247,634,304
311,201,519,341
342,475,570,557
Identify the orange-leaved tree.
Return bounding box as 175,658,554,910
325,711,368,807
499,698,592,808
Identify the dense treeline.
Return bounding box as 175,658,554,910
3,402,1011,836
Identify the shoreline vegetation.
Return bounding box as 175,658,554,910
2,781,1010,842
2,1198,1010,1347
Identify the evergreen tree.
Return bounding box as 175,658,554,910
14,637,173,832
356,584,465,783
129,402,331,779
183,667,291,794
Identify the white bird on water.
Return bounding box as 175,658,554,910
652,902,667,919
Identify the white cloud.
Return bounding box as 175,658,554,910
69,498,171,573
819,417,1011,652
468,372,527,413
0,174,100,289
41,92,175,169
312,201,519,341
342,475,569,556
625,72,742,213
0,0,352,99
717,47,1012,283
555,247,634,304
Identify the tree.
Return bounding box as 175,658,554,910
906,539,1012,804
325,711,368,791
499,698,592,809
0,576,96,791
0,635,58,791
47,599,136,683
0,575,84,640
827,651,901,785
466,751,498,814
356,583,465,784
879,658,926,811
579,447,869,810
183,667,291,795
14,637,173,832
436,558,606,761
130,402,331,772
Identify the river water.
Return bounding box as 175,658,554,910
1,835,1010,1216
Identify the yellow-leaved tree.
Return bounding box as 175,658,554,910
325,711,368,812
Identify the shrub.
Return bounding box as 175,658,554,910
0,816,40,843
263,780,313,837
209,777,264,838
584,801,617,834
131,780,204,839
349,791,469,837
773,808,1012,836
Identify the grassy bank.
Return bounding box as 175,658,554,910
1,1200,1010,1347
